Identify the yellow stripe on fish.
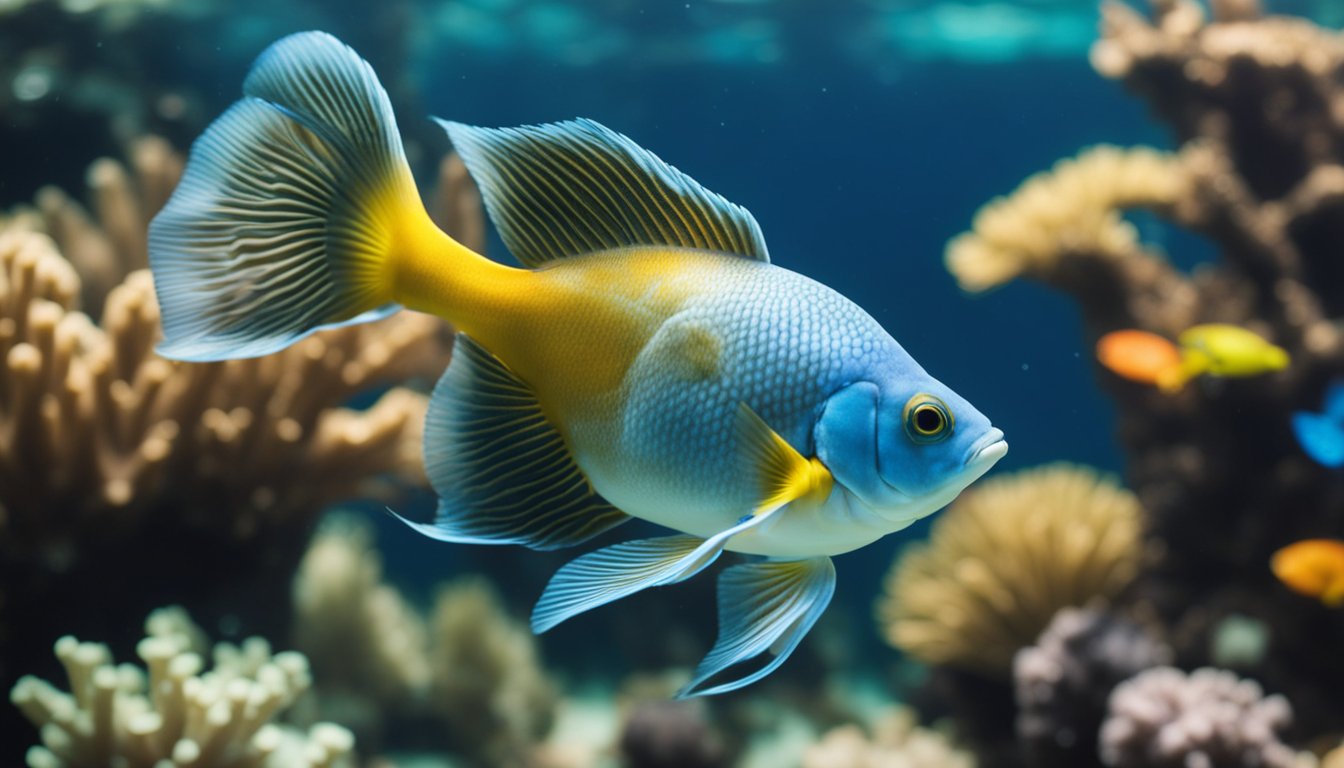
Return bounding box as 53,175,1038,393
147,32,1007,697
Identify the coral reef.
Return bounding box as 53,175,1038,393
428,578,559,766
1099,666,1298,768
9,606,355,768
946,0,1344,739
1014,607,1172,768
290,515,430,747
800,708,975,768
878,463,1143,678
290,515,560,766
0,140,485,762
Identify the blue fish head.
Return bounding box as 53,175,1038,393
815,370,1006,524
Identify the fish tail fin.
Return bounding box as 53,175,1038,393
150,31,459,361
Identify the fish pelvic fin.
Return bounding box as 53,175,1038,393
736,403,834,516
531,495,788,633
150,32,484,361
677,557,836,698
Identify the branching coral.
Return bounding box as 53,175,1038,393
290,515,430,746
290,516,560,765
428,578,559,767
1099,667,1298,768
1014,607,1172,768
946,145,1190,297
9,607,355,768
878,463,1142,678
945,0,1344,737
800,708,975,768
0,140,482,760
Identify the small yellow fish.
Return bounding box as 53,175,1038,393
1271,539,1344,607
1164,324,1289,392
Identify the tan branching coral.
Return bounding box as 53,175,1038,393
9,607,355,768
291,515,430,743
946,145,1189,293
801,708,975,768
429,578,559,766
290,517,560,765
878,464,1143,677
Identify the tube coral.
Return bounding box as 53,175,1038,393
9,607,355,768
877,464,1143,677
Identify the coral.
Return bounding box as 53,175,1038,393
9,606,355,768
290,515,430,746
1325,742,1344,768
1014,606,1172,767
946,0,1344,737
428,578,559,767
618,699,725,768
878,463,1143,678
0,138,481,762
945,145,1189,295
290,516,563,765
1099,666,1297,768
800,708,975,768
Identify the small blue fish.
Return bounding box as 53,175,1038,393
147,33,1007,696
1292,381,1344,468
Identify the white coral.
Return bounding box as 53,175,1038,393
9,608,354,768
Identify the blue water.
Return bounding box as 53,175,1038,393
7,0,1343,758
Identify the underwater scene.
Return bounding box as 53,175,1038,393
6,0,1344,765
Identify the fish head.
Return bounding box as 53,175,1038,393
814,373,1006,525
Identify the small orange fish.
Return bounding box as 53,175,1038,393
1271,539,1344,607
1096,330,1183,388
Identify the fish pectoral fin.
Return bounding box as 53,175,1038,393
401,335,630,551
532,507,782,634
736,403,834,516
677,557,837,698
440,118,769,267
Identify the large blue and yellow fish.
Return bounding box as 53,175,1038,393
149,33,1007,696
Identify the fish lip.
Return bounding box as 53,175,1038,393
966,428,1008,469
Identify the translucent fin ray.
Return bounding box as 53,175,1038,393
678,557,836,698
407,335,630,550
149,31,413,361
530,497,784,632
736,403,834,515
441,118,769,267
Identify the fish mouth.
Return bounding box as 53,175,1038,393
965,428,1008,474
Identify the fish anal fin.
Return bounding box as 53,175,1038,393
736,403,833,515
408,335,630,550
678,557,837,698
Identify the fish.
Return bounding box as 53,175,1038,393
1271,539,1344,607
1291,381,1344,468
147,32,1008,697
1095,324,1289,393
1095,329,1183,389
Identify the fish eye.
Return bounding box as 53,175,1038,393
903,394,953,444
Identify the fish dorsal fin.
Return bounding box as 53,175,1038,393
398,334,631,550
440,118,769,267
